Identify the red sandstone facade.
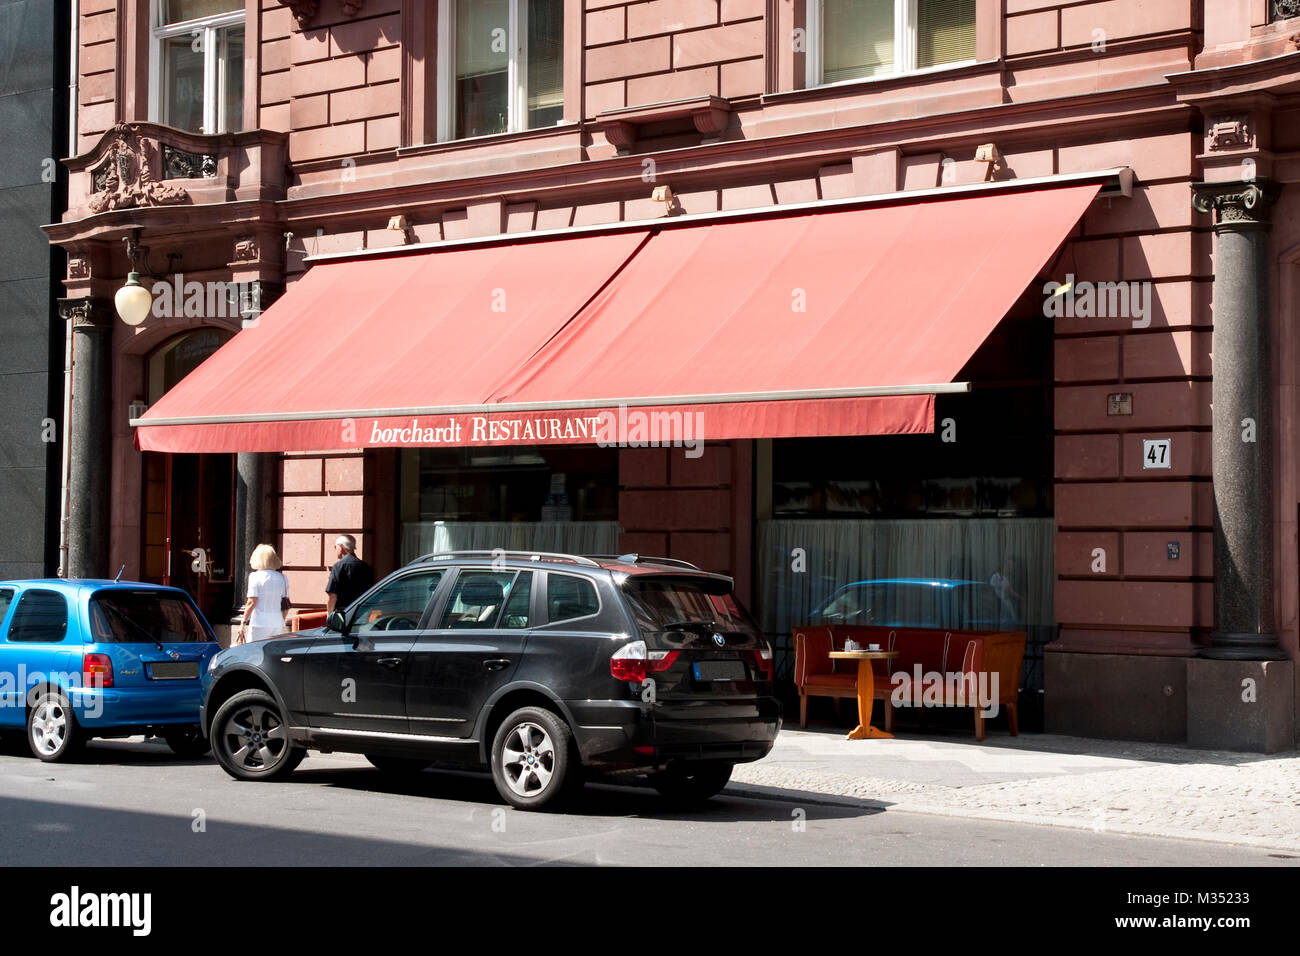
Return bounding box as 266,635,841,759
48,0,1300,747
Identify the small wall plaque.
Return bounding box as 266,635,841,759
1107,393,1133,416
1167,542,1180,560
1143,438,1172,469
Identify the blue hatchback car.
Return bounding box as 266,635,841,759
0,579,221,761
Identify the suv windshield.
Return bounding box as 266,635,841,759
622,577,756,633
90,590,211,644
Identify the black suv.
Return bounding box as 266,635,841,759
201,552,781,809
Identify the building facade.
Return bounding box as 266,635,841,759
47,0,1300,749
1,0,69,580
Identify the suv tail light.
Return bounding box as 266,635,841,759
647,650,679,672
610,640,647,682
751,645,773,681
82,653,114,688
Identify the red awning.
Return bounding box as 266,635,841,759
136,181,1101,453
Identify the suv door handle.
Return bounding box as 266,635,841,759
376,657,403,669
483,658,510,671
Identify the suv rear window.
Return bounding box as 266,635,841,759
546,573,599,623
621,577,756,633
89,590,210,644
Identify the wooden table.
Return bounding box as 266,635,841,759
828,650,900,740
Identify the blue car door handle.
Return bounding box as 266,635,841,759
376,657,403,669
483,658,510,671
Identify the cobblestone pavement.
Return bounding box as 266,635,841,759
728,728,1300,851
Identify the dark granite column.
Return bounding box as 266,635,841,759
60,297,112,579
1192,180,1286,660
230,279,283,616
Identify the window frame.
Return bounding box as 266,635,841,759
343,569,444,634
805,0,978,90
540,572,602,627
149,1,246,135
436,0,563,143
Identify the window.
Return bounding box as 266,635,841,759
808,0,976,87
153,0,245,134
347,571,442,633
438,0,565,141
439,571,524,629
545,573,599,624
90,591,211,644
7,591,69,643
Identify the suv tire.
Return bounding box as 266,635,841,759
210,689,305,781
490,706,582,811
651,761,734,805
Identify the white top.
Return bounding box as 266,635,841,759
248,569,289,629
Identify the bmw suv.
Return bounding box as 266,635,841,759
201,552,781,810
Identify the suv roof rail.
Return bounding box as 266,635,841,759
586,553,702,571
413,550,602,567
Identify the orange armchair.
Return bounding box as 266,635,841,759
793,626,893,732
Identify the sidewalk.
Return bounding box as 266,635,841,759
727,725,1300,852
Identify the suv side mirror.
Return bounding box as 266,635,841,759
326,610,348,634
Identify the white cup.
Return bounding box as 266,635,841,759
868,643,881,651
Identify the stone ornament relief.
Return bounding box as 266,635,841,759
87,125,189,215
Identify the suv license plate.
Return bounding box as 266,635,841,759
148,661,199,680
694,660,746,682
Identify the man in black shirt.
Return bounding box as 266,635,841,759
326,534,374,613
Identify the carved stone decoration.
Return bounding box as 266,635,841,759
163,144,218,179
1274,0,1300,21
57,297,112,331
1192,180,1280,228
87,125,190,214
233,235,258,261
1208,117,1250,151
277,0,318,27
342,0,365,15
67,256,90,280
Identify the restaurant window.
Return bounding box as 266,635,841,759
398,446,618,564
152,0,245,134
807,0,976,87
437,0,565,141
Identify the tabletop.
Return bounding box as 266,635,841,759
828,650,899,659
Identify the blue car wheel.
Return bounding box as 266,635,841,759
27,690,85,762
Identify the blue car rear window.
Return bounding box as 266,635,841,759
90,590,210,644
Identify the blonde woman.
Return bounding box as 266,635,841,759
237,544,290,644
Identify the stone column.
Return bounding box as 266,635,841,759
1191,180,1285,660
60,297,113,579
233,452,280,611
229,273,283,616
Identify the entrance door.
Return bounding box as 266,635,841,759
140,329,237,625
141,452,235,625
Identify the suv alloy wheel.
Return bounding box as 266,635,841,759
489,706,582,811
210,689,306,781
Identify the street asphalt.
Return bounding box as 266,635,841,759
0,735,1294,867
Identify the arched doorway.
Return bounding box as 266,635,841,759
140,329,236,624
